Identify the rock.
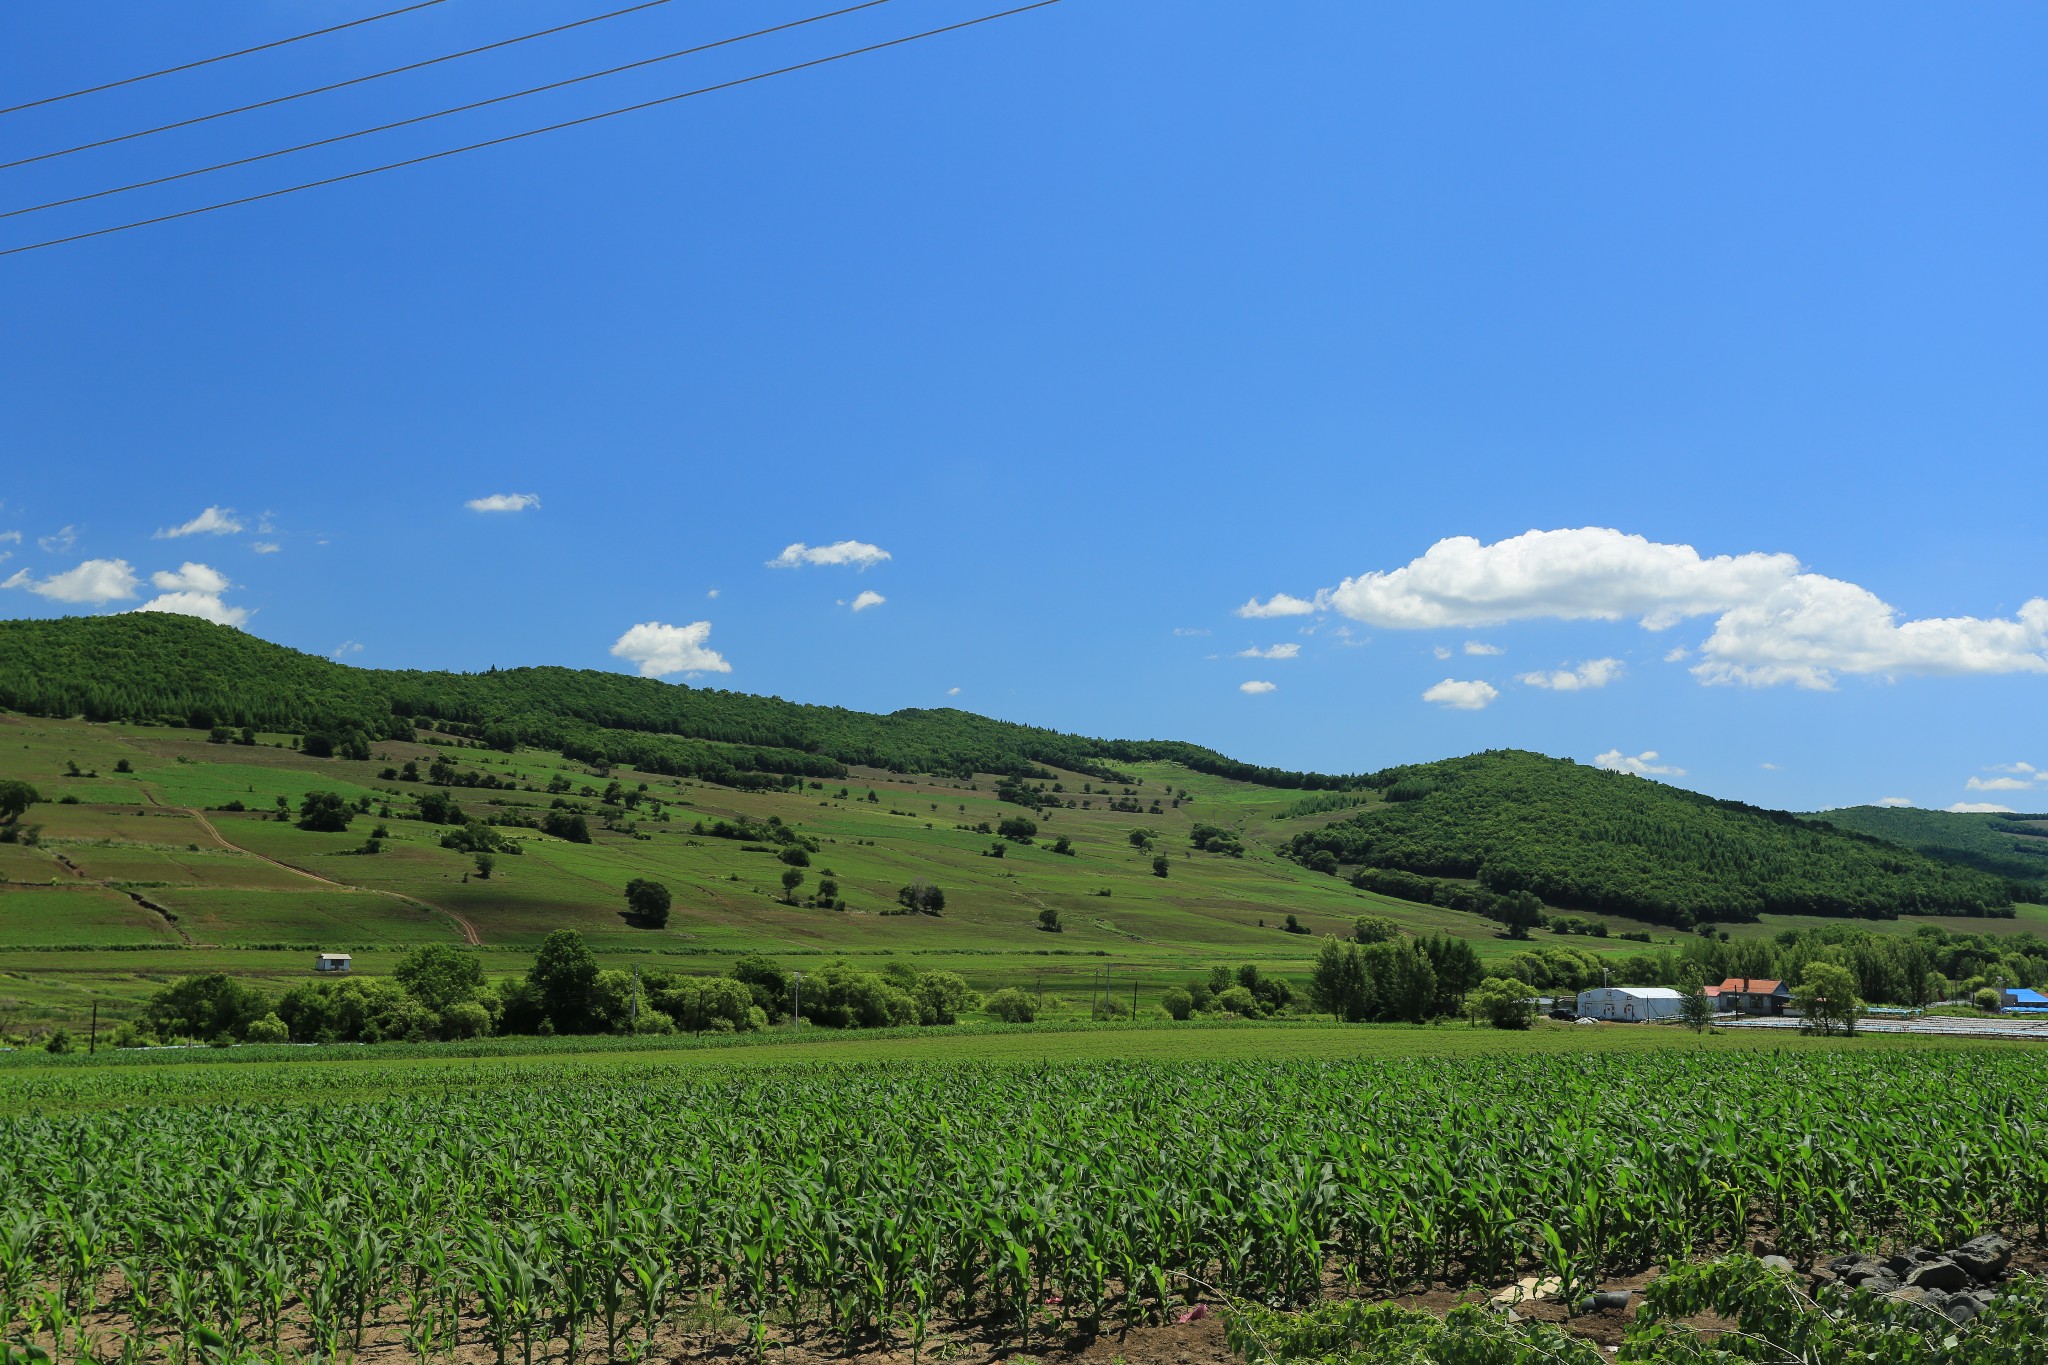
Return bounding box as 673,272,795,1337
1905,1258,1972,1294
1908,1245,1941,1264
1759,1255,1797,1275
1892,1285,1949,1311
1884,1254,1916,1275
1590,1291,1634,1311
1836,1259,1888,1287
1952,1233,2013,1281
1946,1297,1980,1325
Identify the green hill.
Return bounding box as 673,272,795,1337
1808,805,2048,889
1286,751,2017,927
0,614,1359,789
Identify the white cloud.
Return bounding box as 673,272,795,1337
135,591,249,627
1263,528,2048,689
1235,592,1318,619
1760,762,1780,771
251,542,280,554
1464,641,1503,656
466,493,540,513
768,540,891,570
155,507,242,538
1173,627,1211,637
609,620,731,677
1422,678,1498,710
1948,802,2016,814
1990,761,2039,774
4,557,141,603
707,588,720,599
0,531,20,545
947,686,961,696
1236,643,1300,660
1519,657,1624,691
151,562,230,594
1875,797,1914,808
1663,645,1692,663
850,590,886,612
1239,680,1278,695
333,640,364,659
1433,645,1453,660
1594,748,1687,777
1966,776,2034,793
38,525,77,553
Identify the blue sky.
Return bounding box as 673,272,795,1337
2,1,2043,814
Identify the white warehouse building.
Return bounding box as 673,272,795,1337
1577,986,1685,1022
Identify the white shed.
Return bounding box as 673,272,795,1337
314,952,353,974
1576,986,1683,1022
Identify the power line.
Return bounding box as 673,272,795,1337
4,0,687,173
0,0,1063,258
3,0,900,221
1,0,456,117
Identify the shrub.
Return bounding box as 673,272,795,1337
245,1014,290,1045
985,987,1037,1023
1160,987,1194,1020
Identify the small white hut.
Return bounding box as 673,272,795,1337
1576,986,1683,1022
313,952,353,974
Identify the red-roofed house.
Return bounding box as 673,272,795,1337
1716,977,1790,1015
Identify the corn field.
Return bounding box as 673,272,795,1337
3,1050,2044,1362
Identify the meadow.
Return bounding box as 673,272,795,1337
1,1024,2041,1363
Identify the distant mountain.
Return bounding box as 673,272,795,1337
1285,750,2018,928
0,614,1362,790
1809,805,2048,889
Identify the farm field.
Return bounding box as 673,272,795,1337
1,1030,2042,1362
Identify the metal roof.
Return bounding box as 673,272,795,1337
1582,986,1682,1000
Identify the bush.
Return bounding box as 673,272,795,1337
245,1014,290,1045
44,1028,74,1054
1160,987,1194,1020
1975,986,2002,1012
1215,985,1257,1016
1466,976,1537,1029
985,987,1037,1023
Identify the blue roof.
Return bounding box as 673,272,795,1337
2007,988,2048,1004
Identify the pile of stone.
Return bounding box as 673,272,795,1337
1826,1232,2014,1325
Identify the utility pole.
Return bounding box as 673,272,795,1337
1129,972,1136,1020
90,1000,97,1055
631,967,640,1034
792,972,803,1033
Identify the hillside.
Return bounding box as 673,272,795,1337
0,615,1359,789
1286,751,2018,927
1811,805,2048,890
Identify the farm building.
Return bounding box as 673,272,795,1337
314,952,352,974
1714,978,1790,1015
1577,986,1685,1022
2001,987,2048,1014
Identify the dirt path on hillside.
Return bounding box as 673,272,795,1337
143,792,483,946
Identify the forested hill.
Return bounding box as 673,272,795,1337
0,615,1362,789
1809,804,2048,887
1286,750,2022,927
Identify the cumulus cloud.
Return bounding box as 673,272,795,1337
250,542,281,554
1664,645,1692,663
156,507,243,538
1967,776,2035,793
947,686,961,696
1875,797,1914,808
1464,641,1503,656
1422,678,1498,710
1251,528,2048,689
1239,680,1278,695
3,557,141,603
1433,646,1453,660
850,590,886,612
1173,626,1212,637
38,526,77,553
466,493,540,513
1236,592,1318,619
768,540,890,570
706,588,720,599
1519,657,1624,691
1236,643,1300,660
1594,749,1686,777
333,641,364,659
1760,762,1780,771
0,531,20,545
609,621,731,677
136,591,248,627
151,562,230,594
1948,802,2016,814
